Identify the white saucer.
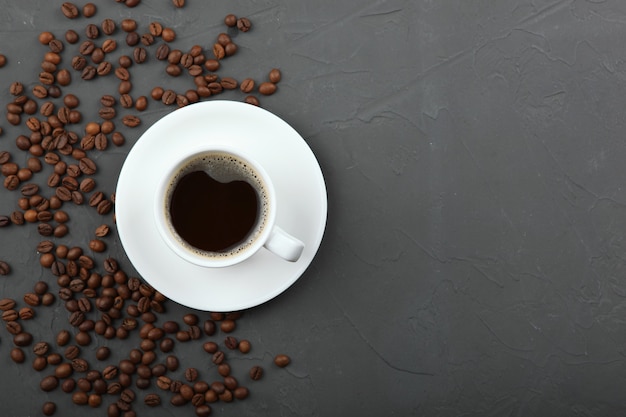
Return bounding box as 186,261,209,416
115,101,327,311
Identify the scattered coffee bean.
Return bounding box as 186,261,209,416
61,2,79,19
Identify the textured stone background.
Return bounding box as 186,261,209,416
1,1,626,416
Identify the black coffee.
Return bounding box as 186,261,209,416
166,152,268,255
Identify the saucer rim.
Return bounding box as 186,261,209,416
115,100,327,311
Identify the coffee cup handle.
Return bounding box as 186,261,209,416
264,226,304,262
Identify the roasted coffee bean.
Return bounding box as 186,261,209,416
10,347,25,363
165,355,179,371
224,336,238,350
79,157,96,175
0,215,10,227
237,17,252,32
86,24,100,39
122,115,141,127
19,307,35,320
274,354,291,367
95,346,110,361
82,2,96,16
94,224,109,237
79,40,95,55
135,96,148,111
225,42,238,56
224,14,237,27
162,27,176,42
99,107,116,120
179,368,197,383
144,393,161,406
0,298,16,311
141,33,154,46
41,375,59,391
56,329,71,346
162,89,176,105
244,95,260,106
212,43,225,60
259,81,277,95
211,351,225,365
81,65,97,80
65,29,79,43
119,94,133,108
238,339,252,353
220,319,236,333
155,43,170,60
269,68,282,83
6,321,22,335
72,358,89,372
102,19,116,35
115,67,130,81
24,293,41,306
103,365,118,380
42,402,56,416
221,77,238,90
249,365,263,380
33,341,50,357
240,78,255,93
33,358,51,375
61,2,79,19
155,375,171,391
97,61,113,76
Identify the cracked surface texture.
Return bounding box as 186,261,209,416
1,0,626,416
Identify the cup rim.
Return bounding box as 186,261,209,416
153,145,276,268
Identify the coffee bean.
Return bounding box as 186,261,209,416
42,401,56,416
85,24,100,39
97,61,112,76
249,365,263,380
41,375,59,391
269,68,282,83
274,354,291,367
133,46,148,63
259,81,277,95
238,339,252,353
99,106,116,120
65,29,79,43
79,157,96,175
33,341,50,356
94,224,110,237
165,355,179,371
19,307,35,320
221,77,238,90
162,89,176,105
156,375,172,390
211,351,225,365
5,321,21,336
237,17,252,32
0,298,16,311
144,393,161,406
61,2,79,19
102,19,116,35
243,95,260,107
184,368,198,382
240,78,255,93
220,318,236,333
135,96,148,111
24,293,40,306
81,65,97,80
122,115,141,127
162,27,176,42
224,336,238,350
10,347,25,363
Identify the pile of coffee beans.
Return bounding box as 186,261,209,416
1,3,290,416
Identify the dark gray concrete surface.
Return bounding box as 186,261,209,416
2,0,626,416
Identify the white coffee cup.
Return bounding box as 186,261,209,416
153,145,304,268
